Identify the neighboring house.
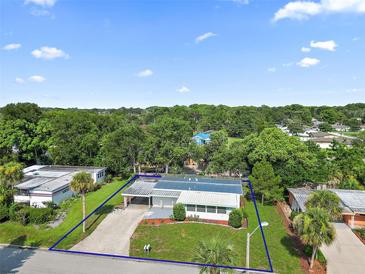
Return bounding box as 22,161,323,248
122,176,242,222
304,132,353,149
288,188,365,229
192,132,211,145
14,165,106,208
332,123,351,132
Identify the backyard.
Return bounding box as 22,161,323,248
0,179,125,249
130,201,304,274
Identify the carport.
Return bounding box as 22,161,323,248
122,179,156,208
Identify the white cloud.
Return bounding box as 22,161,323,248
31,46,69,60
232,0,250,5
352,36,360,41
30,8,52,16
310,40,337,51
301,47,311,52
177,86,190,93
267,67,277,73
282,62,294,67
25,0,57,7
137,69,153,77
3,43,21,50
195,32,217,43
273,0,365,21
15,78,25,84
28,75,46,82
297,57,320,67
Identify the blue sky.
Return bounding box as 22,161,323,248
0,0,364,108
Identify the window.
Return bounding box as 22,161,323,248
207,206,216,213
197,205,206,212
186,204,196,212
217,207,226,214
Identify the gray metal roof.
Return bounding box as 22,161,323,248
32,172,76,193
16,177,53,190
177,190,239,208
154,181,243,194
123,180,156,196
151,189,181,198
287,188,314,211
330,189,365,214
288,188,365,214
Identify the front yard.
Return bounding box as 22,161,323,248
130,202,304,274
0,179,125,249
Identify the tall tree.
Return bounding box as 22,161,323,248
193,237,235,274
293,208,336,269
70,172,94,233
0,161,24,189
249,160,282,204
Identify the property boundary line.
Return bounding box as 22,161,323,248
49,174,274,273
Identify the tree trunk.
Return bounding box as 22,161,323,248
165,164,169,174
82,193,86,233
133,164,136,174
261,194,264,205
310,245,317,269
138,164,141,174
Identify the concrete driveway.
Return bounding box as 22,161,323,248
71,204,148,255
321,223,365,274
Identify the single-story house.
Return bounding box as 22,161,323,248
192,132,211,145
14,165,106,208
332,123,351,132
122,176,243,222
288,188,365,229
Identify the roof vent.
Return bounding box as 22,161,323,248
195,178,198,182
188,178,191,181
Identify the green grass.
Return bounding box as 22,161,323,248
0,180,125,249
228,137,243,146
130,202,303,274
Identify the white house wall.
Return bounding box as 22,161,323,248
186,210,232,221
152,197,177,208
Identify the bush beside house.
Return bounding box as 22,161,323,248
173,203,186,221
228,208,242,228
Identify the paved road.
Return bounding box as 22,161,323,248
0,246,199,274
71,205,148,255
321,223,365,274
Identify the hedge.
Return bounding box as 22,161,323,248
0,205,9,222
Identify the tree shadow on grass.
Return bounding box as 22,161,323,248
0,235,38,273
280,235,308,261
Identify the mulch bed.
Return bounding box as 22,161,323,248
353,230,365,245
276,202,326,274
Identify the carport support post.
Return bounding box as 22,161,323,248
148,196,151,208
124,196,128,208
351,215,355,228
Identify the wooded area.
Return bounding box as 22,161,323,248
1,102,365,202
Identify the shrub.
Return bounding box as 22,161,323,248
239,208,248,219
290,211,300,221
304,245,327,265
44,201,59,210
0,205,9,222
28,207,54,224
229,208,242,228
105,174,113,184
15,208,30,225
9,203,23,221
173,203,186,221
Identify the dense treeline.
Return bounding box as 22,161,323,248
1,102,365,201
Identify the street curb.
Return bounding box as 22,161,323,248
0,243,49,251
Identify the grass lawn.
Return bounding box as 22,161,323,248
228,137,243,146
130,202,303,274
0,179,126,249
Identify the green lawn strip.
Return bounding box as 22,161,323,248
0,180,125,249
130,202,303,274
227,137,243,146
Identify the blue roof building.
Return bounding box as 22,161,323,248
192,132,211,145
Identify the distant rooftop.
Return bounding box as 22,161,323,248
16,165,106,193
288,188,365,214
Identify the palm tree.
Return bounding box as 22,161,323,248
192,237,235,274
293,208,336,269
70,171,94,233
305,190,342,220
